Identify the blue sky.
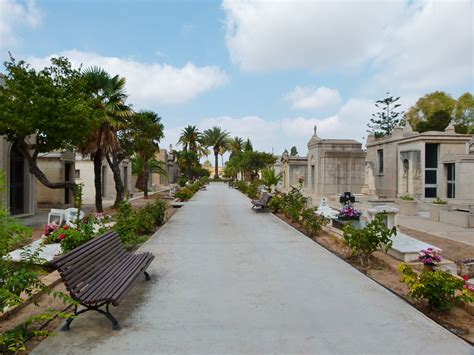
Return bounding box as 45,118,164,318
1,0,473,158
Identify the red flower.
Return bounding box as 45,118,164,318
463,275,470,281
63,225,69,230
59,234,66,240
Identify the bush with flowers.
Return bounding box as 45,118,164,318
399,263,474,311
337,203,362,220
418,248,442,267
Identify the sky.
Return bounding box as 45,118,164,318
1,0,473,160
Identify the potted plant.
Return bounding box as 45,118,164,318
430,197,450,222
398,194,418,215
418,247,442,271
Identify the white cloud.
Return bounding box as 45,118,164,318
285,86,341,110
27,50,229,106
162,98,374,158
222,0,404,72
222,0,473,92
0,0,41,50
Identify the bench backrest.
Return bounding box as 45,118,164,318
49,231,127,297
261,192,272,205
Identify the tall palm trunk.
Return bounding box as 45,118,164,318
143,156,149,199
214,146,219,179
93,149,103,213
106,153,124,208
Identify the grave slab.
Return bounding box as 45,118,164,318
7,237,61,264
389,232,441,262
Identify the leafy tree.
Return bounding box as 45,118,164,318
125,111,164,198
178,125,201,152
454,93,474,133
404,91,457,133
0,56,94,194
367,92,404,137
290,146,298,156
176,150,201,179
80,66,132,212
202,126,230,179
226,150,276,181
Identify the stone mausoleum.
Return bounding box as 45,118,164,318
365,121,473,201
279,126,366,196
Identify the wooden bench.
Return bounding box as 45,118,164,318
48,231,154,331
251,192,272,211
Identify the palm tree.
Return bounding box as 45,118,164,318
228,136,244,158
261,168,283,192
81,66,132,212
202,126,230,179
178,125,201,152
131,156,167,192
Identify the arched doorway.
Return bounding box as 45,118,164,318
9,143,25,214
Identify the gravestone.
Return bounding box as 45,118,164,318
316,197,339,219
339,192,355,205
366,205,441,262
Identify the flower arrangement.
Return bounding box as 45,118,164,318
418,247,442,266
43,222,59,237
462,275,474,292
44,224,71,244
338,203,362,220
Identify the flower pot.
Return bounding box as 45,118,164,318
430,203,450,222
398,199,418,216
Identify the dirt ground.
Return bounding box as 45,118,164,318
276,212,474,345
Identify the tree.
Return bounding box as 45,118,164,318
367,92,404,137
80,66,132,212
178,125,201,152
202,127,230,179
176,150,201,179
131,156,167,192
243,138,253,152
454,93,474,134
404,91,457,133
226,150,276,181
261,168,282,191
290,146,298,156
228,136,244,159
126,111,164,198
0,56,95,195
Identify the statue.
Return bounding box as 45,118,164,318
313,124,318,136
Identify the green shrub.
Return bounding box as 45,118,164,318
268,193,285,213
399,194,415,201
114,199,168,247
300,208,328,236
234,180,248,193
343,213,395,266
282,187,305,223
246,180,261,199
175,187,193,201
178,175,188,187
399,264,474,311
432,197,448,205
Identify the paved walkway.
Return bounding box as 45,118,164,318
34,183,471,354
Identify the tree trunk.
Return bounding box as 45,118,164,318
16,140,77,194
105,153,124,209
214,152,219,179
143,157,149,199
93,149,103,213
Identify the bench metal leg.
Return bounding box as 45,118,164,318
61,303,121,331
144,271,151,281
